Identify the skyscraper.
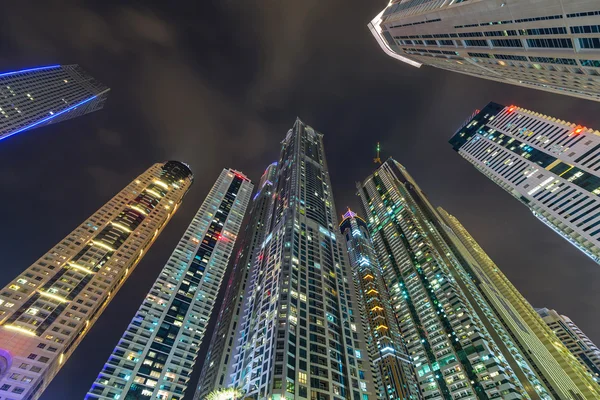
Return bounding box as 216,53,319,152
339,209,419,399
357,158,600,399
0,64,110,141
438,207,600,397
87,168,252,400
0,161,193,400
369,0,600,102
537,308,600,384
232,119,376,400
194,163,277,399
450,102,600,263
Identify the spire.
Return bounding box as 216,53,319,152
342,208,358,221
373,142,382,164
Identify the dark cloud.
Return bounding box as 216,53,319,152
0,1,599,399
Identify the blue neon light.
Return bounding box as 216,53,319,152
0,65,61,79
0,95,97,142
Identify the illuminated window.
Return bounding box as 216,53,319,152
298,372,307,384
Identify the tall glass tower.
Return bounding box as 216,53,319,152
231,119,376,400
450,102,600,263
357,159,600,399
0,64,110,141
340,209,419,399
0,161,193,400
537,308,600,384
369,0,600,102
438,207,600,397
194,163,277,399
86,168,252,400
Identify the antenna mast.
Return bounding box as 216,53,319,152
373,142,382,164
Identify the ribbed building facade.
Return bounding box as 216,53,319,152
357,159,600,399
0,64,110,141
450,102,600,263
86,168,252,400
537,308,600,384
0,161,193,400
369,0,600,102
438,208,600,398
340,209,419,399
194,163,277,399
231,119,376,400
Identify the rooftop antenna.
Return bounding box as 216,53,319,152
373,142,382,165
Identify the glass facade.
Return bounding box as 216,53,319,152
194,163,277,399
231,119,376,400
439,209,600,397
0,161,193,400
340,209,419,399
357,159,600,399
537,308,600,384
86,169,252,400
369,0,600,102
0,65,109,141
450,102,600,263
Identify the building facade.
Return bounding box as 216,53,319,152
369,0,600,102
537,308,600,384
450,102,600,263
194,163,277,399
86,168,252,400
438,207,600,398
340,209,419,399
0,64,110,141
231,119,376,400
0,161,193,400
357,158,600,399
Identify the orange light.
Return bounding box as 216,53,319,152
363,274,374,280
574,125,585,135
507,105,516,113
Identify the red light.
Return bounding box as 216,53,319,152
507,105,516,113
574,125,585,135
233,171,249,181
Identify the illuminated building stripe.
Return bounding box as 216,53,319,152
38,291,69,303
0,95,98,142
153,180,169,190
128,205,148,215
92,241,116,252
0,65,60,79
111,221,132,233
3,324,37,336
145,188,163,198
68,263,95,274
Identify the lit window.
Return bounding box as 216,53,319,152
299,372,307,384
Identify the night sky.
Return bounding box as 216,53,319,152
1,1,600,399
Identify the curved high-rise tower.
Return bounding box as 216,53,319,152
340,209,419,399
0,161,193,400
87,168,253,400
